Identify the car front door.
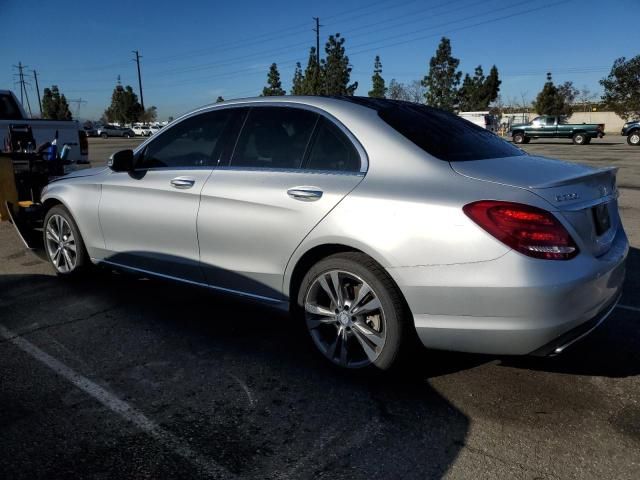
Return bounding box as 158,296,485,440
98,109,233,281
197,106,366,301
541,116,557,137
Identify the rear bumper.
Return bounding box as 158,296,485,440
388,226,628,355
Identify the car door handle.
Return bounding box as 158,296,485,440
287,187,323,201
170,177,196,189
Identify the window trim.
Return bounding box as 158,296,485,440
133,101,369,175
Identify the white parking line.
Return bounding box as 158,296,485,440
0,324,231,479
617,304,640,313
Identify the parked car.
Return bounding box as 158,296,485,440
132,125,151,137
147,125,162,135
97,125,135,138
0,89,88,167
83,126,98,137
510,115,605,145
621,120,640,146
37,97,627,371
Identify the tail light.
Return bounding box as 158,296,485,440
463,200,578,260
79,130,89,156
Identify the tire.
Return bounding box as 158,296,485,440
572,132,587,145
522,137,531,144
295,252,412,371
628,131,640,146
124,133,132,138
512,132,525,144
101,133,108,139
43,205,91,277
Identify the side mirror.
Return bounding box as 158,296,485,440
108,149,134,172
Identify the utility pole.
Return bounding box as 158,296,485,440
13,62,32,116
132,50,145,110
312,17,321,66
32,69,42,116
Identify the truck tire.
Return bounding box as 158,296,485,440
572,133,587,145
513,132,526,144
628,131,640,146
101,133,108,139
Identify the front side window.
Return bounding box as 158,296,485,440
231,107,317,169
138,110,231,168
305,117,360,172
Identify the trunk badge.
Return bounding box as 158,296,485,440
555,193,579,202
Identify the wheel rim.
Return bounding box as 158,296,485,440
45,214,77,273
304,270,387,368
576,135,584,143
631,133,640,145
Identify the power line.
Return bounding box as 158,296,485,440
13,62,32,116
67,98,87,118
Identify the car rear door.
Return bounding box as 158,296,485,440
98,109,233,281
197,105,366,300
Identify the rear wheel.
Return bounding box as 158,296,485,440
572,132,587,145
628,131,640,146
101,133,108,139
513,132,526,144
296,252,411,371
43,205,91,277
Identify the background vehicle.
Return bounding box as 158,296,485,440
510,115,605,145
622,120,640,146
0,90,88,164
36,97,627,371
132,125,151,136
147,125,162,135
459,111,498,133
97,125,135,138
83,126,98,137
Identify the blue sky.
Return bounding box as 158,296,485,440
2,0,636,120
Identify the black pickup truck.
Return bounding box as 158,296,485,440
510,115,605,145
622,120,640,146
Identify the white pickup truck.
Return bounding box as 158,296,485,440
0,89,88,169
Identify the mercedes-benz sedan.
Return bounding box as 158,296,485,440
39,96,628,370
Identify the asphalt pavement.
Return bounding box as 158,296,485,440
1,135,638,479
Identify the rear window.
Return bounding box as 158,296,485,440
377,103,524,162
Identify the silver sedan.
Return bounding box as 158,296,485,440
39,96,628,370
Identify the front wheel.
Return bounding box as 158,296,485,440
512,132,526,144
572,132,587,145
296,252,411,370
628,131,640,146
43,205,91,276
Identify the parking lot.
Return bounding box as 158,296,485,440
1,136,638,479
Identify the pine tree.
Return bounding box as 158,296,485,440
104,84,143,124
481,65,501,107
533,73,573,116
368,55,386,98
291,62,305,95
261,63,285,96
301,47,323,95
458,66,485,111
322,34,357,96
422,37,461,111
41,85,72,120
215,96,225,103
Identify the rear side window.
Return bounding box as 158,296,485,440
378,103,524,161
231,107,317,169
305,117,360,172
139,110,231,168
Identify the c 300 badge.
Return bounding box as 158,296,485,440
555,192,579,202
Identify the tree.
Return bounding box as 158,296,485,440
290,62,304,95
215,96,225,103
600,55,640,119
532,73,574,116
386,79,424,103
301,47,323,95
422,37,461,111
139,106,157,123
368,55,386,98
41,85,72,120
387,79,408,101
322,33,358,95
458,65,501,111
577,86,596,112
261,63,285,96
104,84,143,124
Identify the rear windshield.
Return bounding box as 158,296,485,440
336,97,524,162
377,102,523,161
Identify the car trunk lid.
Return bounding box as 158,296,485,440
451,155,620,257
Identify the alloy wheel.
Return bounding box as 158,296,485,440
45,214,77,273
304,270,387,368
630,133,640,145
